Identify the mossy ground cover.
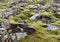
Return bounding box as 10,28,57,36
0,0,60,42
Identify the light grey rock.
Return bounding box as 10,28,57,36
12,6,18,12
9,15,13,18
0,27,8,42
30,9,39,13
0,28,7,35
57,8,60,12
11,0,21,3
30,10,41,20
30,14,40,20
0,9,14,18
10,32,27,42
29,4,34,8
1,19,11,29
46,24,58,31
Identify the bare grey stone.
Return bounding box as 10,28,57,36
57,8,60,12
12,6,18,12
1,19,11,29
10,32,27,41
46,24,58,31
0,27,8,42
30,14,40,20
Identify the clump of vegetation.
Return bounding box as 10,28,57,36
21,21,60,42
40,12,57,23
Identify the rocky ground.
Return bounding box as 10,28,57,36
0,0,60,42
